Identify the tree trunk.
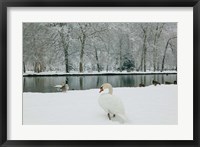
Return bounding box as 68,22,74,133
34,62,42,73
153,23,164,71
106,65,109,72
23,61,26,73
119,38,123,72
79,48,84,73
59,30,69,73
119,49,122,72
137,49,143,71
106,44,110,72
161,40,169,72
161,37,177,72
143,32,147,72
79,34,86,73
153,24,159,71
153,36,157,71
94,47,100,72
140,25,148,72
65,49,69,73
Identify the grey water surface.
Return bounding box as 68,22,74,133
23,74,177,93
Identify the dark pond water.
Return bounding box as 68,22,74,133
23,74,177,93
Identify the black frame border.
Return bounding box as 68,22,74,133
0,0,199,146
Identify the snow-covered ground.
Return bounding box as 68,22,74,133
23,85,177,125
23,70,177,76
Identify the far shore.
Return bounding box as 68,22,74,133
23,71,177,77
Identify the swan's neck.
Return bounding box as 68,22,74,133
108,86,113,95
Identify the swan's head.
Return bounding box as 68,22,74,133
99,83,113,94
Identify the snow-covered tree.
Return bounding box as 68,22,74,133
23,22,177,73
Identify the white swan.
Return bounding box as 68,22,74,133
98,83,127,122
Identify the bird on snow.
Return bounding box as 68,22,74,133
98,83,127,123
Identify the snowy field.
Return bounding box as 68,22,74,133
23,85,177,125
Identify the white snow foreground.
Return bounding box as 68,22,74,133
23,85,177,125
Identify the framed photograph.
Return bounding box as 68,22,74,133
0,0,199,146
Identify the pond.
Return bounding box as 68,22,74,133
23,74,177,93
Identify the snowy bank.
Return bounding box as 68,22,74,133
23,85,177,125
23,71,177,76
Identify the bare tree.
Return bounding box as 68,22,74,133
161,36,177,71
152,23,165,71
59,26,71,73
77,23,107,72
140,24,148,72
94,45,101,72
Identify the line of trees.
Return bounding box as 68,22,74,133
23,22,177,73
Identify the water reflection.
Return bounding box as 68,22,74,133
23,74,177,93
